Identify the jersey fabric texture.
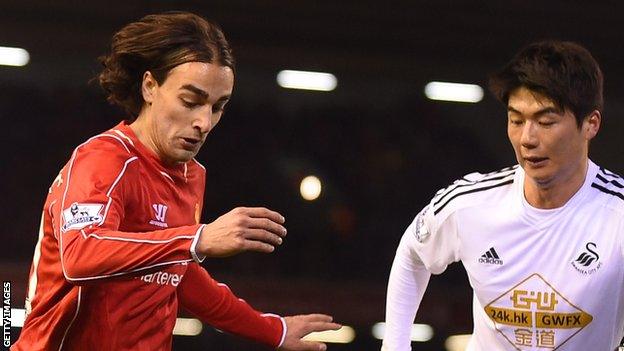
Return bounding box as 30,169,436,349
13,121,285,351
383,161,624,351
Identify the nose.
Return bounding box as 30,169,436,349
520,121,538,149
193,110,213,134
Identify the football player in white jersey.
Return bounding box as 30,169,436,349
382,41,624,350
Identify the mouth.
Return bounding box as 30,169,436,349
180,137,202,151
523,156,548,167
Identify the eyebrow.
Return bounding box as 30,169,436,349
507,106,562,117
180,84,208,99
180,84,231,102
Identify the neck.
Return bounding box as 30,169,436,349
129,111,172,165
523,159,589,209
129,113,153,151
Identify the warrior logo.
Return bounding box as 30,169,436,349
149,203,168,228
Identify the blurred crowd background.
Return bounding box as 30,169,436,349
2,1,624,350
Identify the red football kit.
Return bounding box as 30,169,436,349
13,121,285,350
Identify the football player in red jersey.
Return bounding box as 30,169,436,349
13,12,339,351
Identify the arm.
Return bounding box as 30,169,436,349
61,205,288,283
177,263,286,347
382,201,459,350
178,264,342,351
56,138,286,283
382,231,431,351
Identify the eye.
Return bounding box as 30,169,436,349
538,121,555,126
212,102,227,114
181,99,200,109
509,118,524,126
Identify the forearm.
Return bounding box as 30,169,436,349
178,263,285,348
60,224,204,283
382,232,431,351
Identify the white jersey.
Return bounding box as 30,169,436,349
383,161,624,351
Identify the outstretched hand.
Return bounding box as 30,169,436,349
279,314,342,351
197,207,287,257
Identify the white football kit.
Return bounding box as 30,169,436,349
383,161,624,350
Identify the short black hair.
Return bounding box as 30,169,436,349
489,40,603,127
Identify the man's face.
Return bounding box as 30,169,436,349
507,87,598,188
140,61,234,165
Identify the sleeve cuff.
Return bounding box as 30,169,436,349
190,224,206,263
277,316,287,348
261,313,287,348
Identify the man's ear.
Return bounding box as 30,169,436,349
584,110,601,141
141,71,158,104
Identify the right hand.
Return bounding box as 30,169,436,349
197,207,287,257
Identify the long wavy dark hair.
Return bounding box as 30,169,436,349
97,11,235,118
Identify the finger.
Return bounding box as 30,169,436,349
296,341,327,351
244,207,285,224
247,217,287,237
299,314,334,323
243,229,283,246
242,240,275,253
303,322,342,334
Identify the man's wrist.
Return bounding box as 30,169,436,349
190,224,206,262
261,313,287,348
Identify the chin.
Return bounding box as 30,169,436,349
525,170,555,188
521,164,548,181
176,155,195,163
165,151,196,165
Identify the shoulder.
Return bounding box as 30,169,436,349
430,165,518,218
66,131,139,183
75,131,134,158
590,166,624,212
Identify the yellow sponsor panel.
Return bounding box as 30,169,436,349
535,312,592,329
484,306,532,327
484,274,595,350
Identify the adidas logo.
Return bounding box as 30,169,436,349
479,247,503,265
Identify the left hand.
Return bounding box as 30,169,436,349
278,314,342,351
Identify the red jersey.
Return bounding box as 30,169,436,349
13,121,285,350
